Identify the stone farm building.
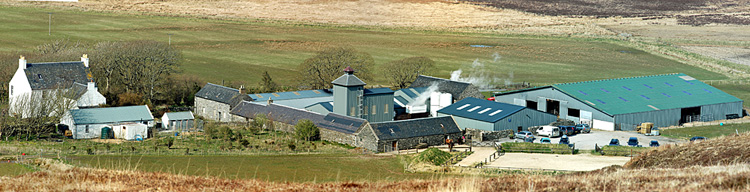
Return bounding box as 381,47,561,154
363,116,462,152
494,73,744,131
437,97,557,132
194,83,253,122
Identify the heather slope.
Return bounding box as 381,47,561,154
625,133,750,169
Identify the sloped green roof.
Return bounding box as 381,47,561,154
70,105,154,125
553,73,742,115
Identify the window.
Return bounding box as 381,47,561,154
568,108,580,118
384,104,389,114
85,125,89,133
372,105,376,115
350,107,356,116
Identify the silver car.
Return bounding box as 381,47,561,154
515,131,534,139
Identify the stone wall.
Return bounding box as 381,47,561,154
465,128,513,142
355,125,379,151
320,128,356,147
376,132,462,152
194,97,231,122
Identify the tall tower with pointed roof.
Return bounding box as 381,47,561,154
332,66,366,118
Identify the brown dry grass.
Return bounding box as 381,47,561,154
625,133,750,169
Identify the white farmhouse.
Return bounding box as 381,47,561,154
8,55,106,116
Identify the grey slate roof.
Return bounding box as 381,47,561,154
24,61,89,90
332,74,366,87
228,94,254,109
409,75,483,100
69,105,153,125
164,111,194,120
230,101,366,134
370,116,461,140
195,83,246,104
437,97,528,123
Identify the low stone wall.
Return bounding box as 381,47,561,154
465,128,513,142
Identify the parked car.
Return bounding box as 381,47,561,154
627,137,641,147
608,138,620,146
540,138,551,144
575,124,591,133
524,137,536,143
690,136,707,142
515,131,534,139
650,140,660,147
536,126,561,137
558,126,576,136
559,135,574,147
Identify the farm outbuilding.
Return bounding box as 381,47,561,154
360,116,462,152
437,97,557,132
110,122,149,140
494,73,744,131
60,105,155,139
161,111,195,132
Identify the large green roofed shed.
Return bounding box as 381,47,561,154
553,73,742,115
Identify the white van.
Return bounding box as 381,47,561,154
536,125,561,137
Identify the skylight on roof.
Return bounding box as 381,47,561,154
640,95,650,100
478,108,492,114
665,82,673,87
600,88,610,93
313,90,321,94
683,91,692,95
578,90,588,95
489,110,503,116
618,97,628,102
456,104,470,110
685,81,694,85
467,106,481,112
622,86,632,91
643,84,653,89
596,99,606,104
679,76,696,81
703,89,712,93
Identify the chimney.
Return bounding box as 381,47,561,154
19,55,26,70
87,81,96,92
239,85,245,94
81,54,89,68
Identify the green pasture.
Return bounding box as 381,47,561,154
0,163,33,177
70,154,453,183
661,122,750,140
0,5,729,88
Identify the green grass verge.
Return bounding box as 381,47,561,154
661,122,750,140
501,142,575,154
69,154,453,183
712,83,750,108
599,145,653,156
0,5,728,87
0,163,34,177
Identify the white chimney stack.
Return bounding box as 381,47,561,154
81,54,89,68
19,55,26,70
87,81,96,92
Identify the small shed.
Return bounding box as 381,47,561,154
161,111,195,131
111,122,148,140
437,97,557,132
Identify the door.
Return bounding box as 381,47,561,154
517,126,523,132
392,141,398,151
546,99,560,116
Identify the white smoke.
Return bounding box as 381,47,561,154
449,52,514,90
407,82,440,107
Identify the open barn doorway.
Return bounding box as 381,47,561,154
680,107,701,124
546,99,560,116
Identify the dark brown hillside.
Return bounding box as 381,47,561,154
625,133,750,169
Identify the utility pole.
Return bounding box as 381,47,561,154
48,12,52,36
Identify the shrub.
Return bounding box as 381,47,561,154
287,141,296,151
240,139,250,148
294,119,319,141
163,137,174,149
501,142,574,154
414,148,451,166
219,126,235,141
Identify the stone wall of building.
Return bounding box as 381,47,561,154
355,125,379,151
194,97,232,122
375,132,462,152
320,128,356,147
465,128,513,142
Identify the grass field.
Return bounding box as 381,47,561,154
0,163,33,177
0,5,729,88
661,122,750,139
69,154,454,183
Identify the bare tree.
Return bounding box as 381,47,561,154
297,47,374,89
382,56,435,89
9,88,77,139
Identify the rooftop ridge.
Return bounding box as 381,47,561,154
205,82,239,91
371,116,449,124
554,73,680,86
